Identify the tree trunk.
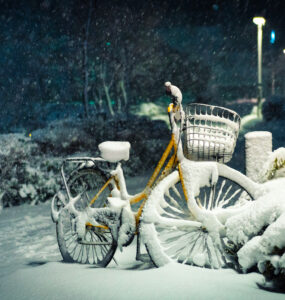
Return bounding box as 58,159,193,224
103,84,115,116
117,97,122,113
119,80,128,108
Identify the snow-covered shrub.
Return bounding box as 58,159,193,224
262,95,285,121
0,114,169,207
225,181,285,292
32,115,169,176
32,118,98,156
259,148,285,182
0,134,61,207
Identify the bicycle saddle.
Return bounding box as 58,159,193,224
98,141,131,163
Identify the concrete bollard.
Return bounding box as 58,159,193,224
245,131,272,182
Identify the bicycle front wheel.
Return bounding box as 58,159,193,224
140,169,253,268
56,168,117,266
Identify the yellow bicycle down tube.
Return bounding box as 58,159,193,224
178,163,197,219
178,163,188,203
135,198,147,226
145,134,175,190
134,153,178,225
88,176,113,207
134,135,178,224
134,156,177,225
159,153,177,181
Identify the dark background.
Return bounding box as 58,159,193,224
0,0,285,133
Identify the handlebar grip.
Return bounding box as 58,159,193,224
164,82,182,107
168,103,174,113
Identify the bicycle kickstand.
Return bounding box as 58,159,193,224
135,232,153,263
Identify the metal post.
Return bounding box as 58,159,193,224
257,24,263,117
253,17,265,117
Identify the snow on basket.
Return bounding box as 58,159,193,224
183,103,240,163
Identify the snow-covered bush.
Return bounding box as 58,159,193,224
259,148,285,182
32,118,97,156
227,145,285,291
0,134,61,207
262,95,285,122
226,180,285,292
0,114,169,207
32,115,169,175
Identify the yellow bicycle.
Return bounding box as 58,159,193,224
51,82,261,268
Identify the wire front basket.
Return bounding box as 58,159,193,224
183,103,241,163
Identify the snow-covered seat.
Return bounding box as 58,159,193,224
98,141,131,163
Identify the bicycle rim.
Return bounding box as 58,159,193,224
141,171,253,268
56,168,117,266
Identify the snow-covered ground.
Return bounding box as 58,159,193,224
0,200,283,300
1,105,285,298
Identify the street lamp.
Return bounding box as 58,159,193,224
253,16,266,117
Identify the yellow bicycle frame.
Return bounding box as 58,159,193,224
88,103,189,230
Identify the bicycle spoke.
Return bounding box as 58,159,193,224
218,185,232,207
204,234,213,267
90,233,98,263
214,179,226,208
176,231,202,263
207,185,215,210
218,188,241,208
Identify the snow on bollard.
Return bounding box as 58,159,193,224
245,131,272,182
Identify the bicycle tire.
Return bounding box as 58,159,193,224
56,168,117,266
140,169,254,268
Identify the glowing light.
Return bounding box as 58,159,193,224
270,30,275,44
29,133,32,138
253,17,266,26
283,49,285,54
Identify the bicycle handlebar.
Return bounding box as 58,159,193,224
165,81,182,108
165,82,184,131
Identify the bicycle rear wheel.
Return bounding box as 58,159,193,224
56,168,117,266
141,170,253,268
